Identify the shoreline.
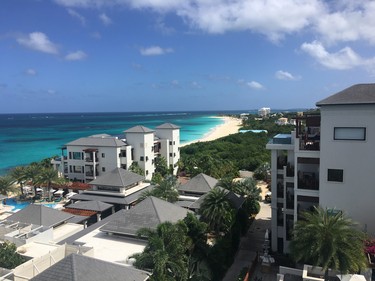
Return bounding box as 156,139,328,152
181,116,242,147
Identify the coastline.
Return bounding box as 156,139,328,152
181,116,242,147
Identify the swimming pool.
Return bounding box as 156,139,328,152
4,198,57,212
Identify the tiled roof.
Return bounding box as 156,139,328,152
155,123,180,129
124,125,154,133
100,196,191,236
178,173,218,194
66,201,113,212
88,168,145,188
316,83,375,106
29,253,150,281
6,204,74,228
66,136,126,147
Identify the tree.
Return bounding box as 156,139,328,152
199,188,235,235
233,178,261,216
132,221,191,281
23,164,42,195
129,162,144,176
0,241,25,269
154,156,169,177
37,167,59,200
10,166,27,195
254,162,270,181
140,175,179,203
0,175,15,196
289,207,368,281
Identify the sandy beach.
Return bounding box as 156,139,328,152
181,116,242,147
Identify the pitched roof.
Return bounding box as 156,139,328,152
124,125,154,133
178,173,218,194
100,196,191,236
316,83,375,106
29,253,150,281
66,201,113,212
6,204,74,228
70,185,154,205
155,123,180,129
189,187,245,211
66,136,126,147
89,168,145,188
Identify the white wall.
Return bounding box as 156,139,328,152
319,104,375,235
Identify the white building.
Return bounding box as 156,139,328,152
52,123,180,181
258,107,271,117
266,84,375,253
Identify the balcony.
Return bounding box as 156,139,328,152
299,139,320,151
296,114,320,151
86,171,99,177
85,157,98,163
277,182,284,198
298,171,319,190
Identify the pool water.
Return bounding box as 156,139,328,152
4,198,57,212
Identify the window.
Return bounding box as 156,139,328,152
327,169,343,182
334,127,366,141
146,170,149,175
169,153,172,157
73,166,82,173
102,153,105,158
119,151,126,157
102,167,106,172
73,152,82,160
169,141,172,145
140,156,144,161
146,156,149,161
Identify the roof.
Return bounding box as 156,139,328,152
6,204,74,228
66,201,113,212
178,173,218,194
155,123,180,129
189,187,245,210
66,136,126,147
70,185,155,205
124,125,154,133
100,196,191,236
316,83,375,106
29,253,150,281
89,168,145,188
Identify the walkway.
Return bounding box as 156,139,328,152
222,200,277,281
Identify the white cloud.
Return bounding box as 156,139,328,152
99,13,112,25
300,40,374,70
247,81,264,89
17,32,59,54
65,50,87,61
275,70,300,80
90,32,101,39
67,9,86,25
171,80,179,86
191,81,202,89
25,68,37,76
139,46,174,56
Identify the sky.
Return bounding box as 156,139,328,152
1,0,375,113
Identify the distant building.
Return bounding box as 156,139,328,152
266,84,375,253
52,123,180,181
258,107,271,117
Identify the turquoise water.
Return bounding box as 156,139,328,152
0,111,243,175
4,198,57,212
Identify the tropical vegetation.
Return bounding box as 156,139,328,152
290,207,368,281
0,241,25,269
140,175,179,203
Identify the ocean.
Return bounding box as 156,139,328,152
0,111,245,175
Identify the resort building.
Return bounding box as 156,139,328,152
69,168,154,211
267,84,375,253
258,107,271,117
52,123,180,181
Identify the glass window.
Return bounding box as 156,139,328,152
73,152,81,160
327,169,343,182
102,153,105,158
334,127,366,140
102,167,106,172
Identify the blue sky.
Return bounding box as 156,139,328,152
1,0,375,113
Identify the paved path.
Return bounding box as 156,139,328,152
222,201,277,281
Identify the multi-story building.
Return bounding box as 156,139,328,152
258,107,271,117
52,123,180,182
267,84,375,253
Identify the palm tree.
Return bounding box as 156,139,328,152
199,187,235,235
290,207,368,281
233,178,261,215
37,168,59,200
140,175,179,203
23,164,42,195
10,166,27,195
0,176,15,196
133,221,191,281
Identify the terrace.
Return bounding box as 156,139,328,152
296,115,321,151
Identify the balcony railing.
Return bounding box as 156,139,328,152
85,157,99,162
86,171,99,177
299,139,320,151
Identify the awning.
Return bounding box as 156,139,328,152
54,190,64,195
65,192,77,199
